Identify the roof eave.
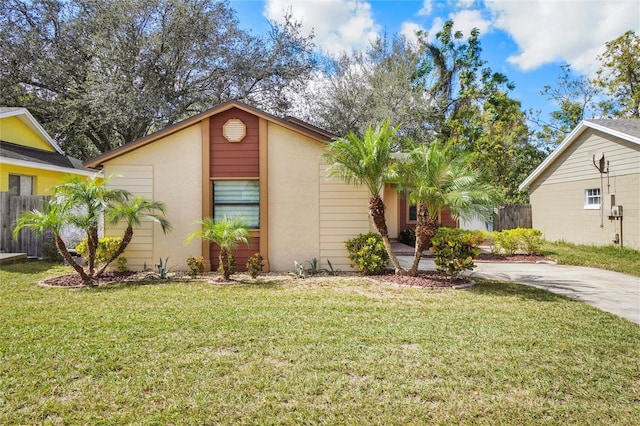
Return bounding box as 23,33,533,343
84,101,332,168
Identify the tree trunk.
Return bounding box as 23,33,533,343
55,235,90,283
219,247,230,280
409,205,439,276
96,225,133,278
87,228,99,276
369,195,405,274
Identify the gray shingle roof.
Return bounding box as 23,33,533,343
585,118,640,139
0,140,87,170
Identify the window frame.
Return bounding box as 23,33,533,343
213,179,260,229
584,188,601,210
8,174,35,196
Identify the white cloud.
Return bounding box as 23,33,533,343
486,0,640,75
449,9,491,36
418,0,433,16
400,22,425,45
264,0,380,56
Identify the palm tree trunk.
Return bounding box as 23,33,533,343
369,195,405,274
55,235,90,282
409,212,440,275
87,228,99,276
96,225,133,278
219,248,230,280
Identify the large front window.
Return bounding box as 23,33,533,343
213,180,259,228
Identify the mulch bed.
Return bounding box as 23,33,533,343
40,253,552,289
369,270,473,289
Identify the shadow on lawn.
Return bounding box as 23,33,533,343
468,278,569,303
87,276,288,293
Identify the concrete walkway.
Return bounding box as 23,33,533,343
395,255,640,325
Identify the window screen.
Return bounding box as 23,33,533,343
213,180,259,228
9,174,34,196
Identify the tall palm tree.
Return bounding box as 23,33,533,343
96,197,172,277
397,140,499,275
323,120,404,274
186,216,251,280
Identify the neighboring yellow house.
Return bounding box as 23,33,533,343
0,107,95,195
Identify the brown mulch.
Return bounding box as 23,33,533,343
475,253,552,263
40,272,138,287
370,270,472,288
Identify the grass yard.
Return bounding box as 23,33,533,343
542,241,640,277
1,262,639,425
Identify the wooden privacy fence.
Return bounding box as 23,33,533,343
0,192,50,257
494,204,532,231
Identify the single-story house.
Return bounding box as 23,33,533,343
0,107,95,195
85,101,457,272
519,119,640,250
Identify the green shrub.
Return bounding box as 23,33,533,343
187,256,205,278
344,232,389,275
494,229,520,256
431,228,481,282
515,228,543,255
492,228,544,255
246,253,264,278
75,237,123,265
116,256,128,273
398,228,416,247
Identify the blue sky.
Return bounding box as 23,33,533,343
229,0,639,118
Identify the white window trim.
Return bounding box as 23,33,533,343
584,188,601,210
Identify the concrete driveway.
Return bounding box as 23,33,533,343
396,256,640,325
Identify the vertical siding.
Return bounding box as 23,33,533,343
319,162,371,271
103,165,154,269
210,108,259,178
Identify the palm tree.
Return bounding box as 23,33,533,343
323,120,404,274
55,175,130,275
397,140,499,275
13,202,90,281
186,216,251,280
96,197,172,277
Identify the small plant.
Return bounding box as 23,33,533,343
116,256,128,273
292,261,307,278
431,228,481,283
344,232,389,275
187,255,205,278
246,253,264,278
494,229,520,256
155,256,170,279
326,259,340,276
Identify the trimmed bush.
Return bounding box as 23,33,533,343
344,232,389,275
431,228,481,282
491,228,544,255
75,237,123,265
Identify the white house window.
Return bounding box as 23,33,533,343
213,180,259,228
584,188,601,209
9,174,34,195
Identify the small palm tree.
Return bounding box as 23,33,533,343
186,216,251,280
323,120,404,274
14,202,90,281
397,140,499,275
96,197,172,277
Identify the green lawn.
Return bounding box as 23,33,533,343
1,262,639,425
542,241,640,277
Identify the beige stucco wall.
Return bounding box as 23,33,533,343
267,123,322,271
529,129,639,249
267,123,371,271
102,124,203,270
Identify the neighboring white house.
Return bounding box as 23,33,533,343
520,119,640,250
